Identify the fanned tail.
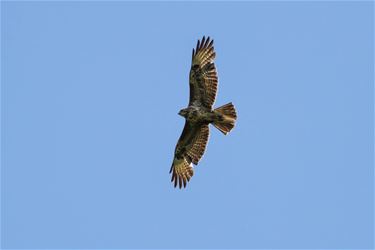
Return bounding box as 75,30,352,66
213,102,237,135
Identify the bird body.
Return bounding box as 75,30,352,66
179,106,214,123
170,36,237,188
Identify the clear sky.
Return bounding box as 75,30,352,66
1,1,373,249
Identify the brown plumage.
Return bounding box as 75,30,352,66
170,36,237,188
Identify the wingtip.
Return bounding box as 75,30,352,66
170,161,194,189
201,36,206,47
196,39,200,52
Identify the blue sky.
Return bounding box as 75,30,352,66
1,1,373,249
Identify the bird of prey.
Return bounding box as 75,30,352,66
170,36,237,188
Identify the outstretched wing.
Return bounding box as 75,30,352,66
170,122,210,188
189,36,218,109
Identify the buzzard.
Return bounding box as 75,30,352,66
170,36,237,188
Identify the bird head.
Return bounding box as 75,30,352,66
178,108,188,118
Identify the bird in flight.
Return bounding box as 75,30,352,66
170,36,237,188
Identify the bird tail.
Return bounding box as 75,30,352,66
213,102,237,135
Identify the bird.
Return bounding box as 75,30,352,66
170,36,237,188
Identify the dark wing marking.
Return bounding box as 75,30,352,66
189,36,218,109
185,124,209,165
170,122,210,188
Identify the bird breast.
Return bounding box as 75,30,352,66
186,108,213,123
186,109,200,122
